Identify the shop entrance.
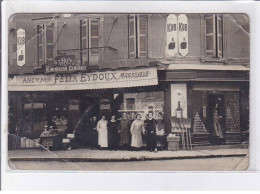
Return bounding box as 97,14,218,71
80,96,99,120
208,93,225,144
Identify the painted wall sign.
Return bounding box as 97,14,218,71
166,14,178,57
17,28,25,66
171,83,187,118
178,14,189,56
45,55,87,73
8,68,158,91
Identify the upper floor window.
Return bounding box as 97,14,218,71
128,14,148,58
37,23,55,66
80,18,100,66
205,14,223,58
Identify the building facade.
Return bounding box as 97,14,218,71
8,13,249,149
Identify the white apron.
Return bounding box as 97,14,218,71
97,120,108,147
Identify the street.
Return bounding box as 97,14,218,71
9,156,248,171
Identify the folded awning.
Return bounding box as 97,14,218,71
8,68,158,91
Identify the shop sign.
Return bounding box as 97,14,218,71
178,14,189,56
45,55,87,73
17,28,25,66
100,99,111,110
8,68,158,91
68,99,79,111
166,14,178,57
171,83,187,118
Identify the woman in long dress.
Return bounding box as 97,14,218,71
212,104,224,145
130,114,145,150
97,116,108,148
145,112,158,152
108,115,119,150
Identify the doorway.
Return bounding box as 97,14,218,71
208,93,225,144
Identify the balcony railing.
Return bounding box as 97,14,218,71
56,46,118,68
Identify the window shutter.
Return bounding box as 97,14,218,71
137,15,148,58
37,24,45,65
216,14,223,58
81,19,89,65
46,23,54,64
205,14,216,56
128,14,136,58
89,19,99,55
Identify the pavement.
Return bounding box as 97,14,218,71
8,147,249,162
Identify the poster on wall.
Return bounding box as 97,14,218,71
166,14,178,57
17,28,25,66
171,83,187,118
178,14,189,56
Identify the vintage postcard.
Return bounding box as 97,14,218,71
7,12,249,171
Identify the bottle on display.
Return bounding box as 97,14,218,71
176,101,183,118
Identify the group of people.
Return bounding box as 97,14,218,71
80,112,165,152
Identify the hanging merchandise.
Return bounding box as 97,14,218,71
178,14,189,56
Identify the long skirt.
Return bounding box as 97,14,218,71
98,128,108,147
131,131,143,148
146,133,157,150
213,120,223,139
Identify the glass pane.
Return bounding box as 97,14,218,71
139,18,147,35
46,29,53,44
39,46,43,60
206,18,213,34
218,36,223,52
91,24,99,36
82,26,87,37
39,33,42,44
218,19,223,34
139,36,147,52
46,45,53,59
82,39,86,49
129,20,135,36
91,37,99,47
206,35,214,51
129,37,135,53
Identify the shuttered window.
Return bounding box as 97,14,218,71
80,19,89,65
80,18,100,66
216,14,223,58
137,15,148,58
46,23,54,64
37,24,45,65
128,14,148,58
89,19,100,55
128,14,136,58
205,14,223,58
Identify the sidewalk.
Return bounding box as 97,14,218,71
8,147,249,162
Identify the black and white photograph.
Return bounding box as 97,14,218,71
7,12,249,171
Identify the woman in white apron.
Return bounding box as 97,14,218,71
97,116,108,148
130,114,145,150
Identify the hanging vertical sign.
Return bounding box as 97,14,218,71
17,28,25,66
166,14,178,57
178,14,189,56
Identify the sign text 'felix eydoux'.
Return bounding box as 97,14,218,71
166,14,188,57
8,68,158,91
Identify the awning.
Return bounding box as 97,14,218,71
8,68,158,91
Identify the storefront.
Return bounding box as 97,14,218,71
164,69,249,146
8,67,161,149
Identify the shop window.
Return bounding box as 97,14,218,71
37,23,55,66
205,14,223,58
80,18,100,66
128,14,148,58
119,91,164,119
